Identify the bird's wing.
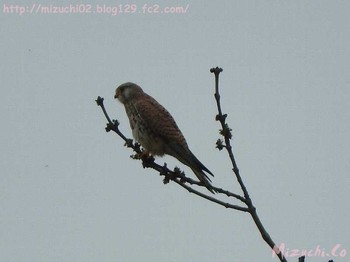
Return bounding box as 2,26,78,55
134,94,214,178
134,94,188,147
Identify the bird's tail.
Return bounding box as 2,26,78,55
187,151,216,194
166,143,215,193
192,168,216,194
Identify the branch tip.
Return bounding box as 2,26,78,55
210,67,223,75
95,96,104,106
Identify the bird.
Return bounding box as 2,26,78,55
114,82,215,193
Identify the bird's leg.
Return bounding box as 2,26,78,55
132,148,150,159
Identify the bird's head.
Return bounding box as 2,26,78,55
114,82,143,104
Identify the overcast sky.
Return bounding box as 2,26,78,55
1,1,349,262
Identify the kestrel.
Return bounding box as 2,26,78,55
114,82,215,193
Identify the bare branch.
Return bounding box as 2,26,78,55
96,67,290,262
210,67,287,262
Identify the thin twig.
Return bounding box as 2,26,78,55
210,67,287,262
175,180,249,212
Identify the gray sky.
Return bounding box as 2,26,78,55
1,1,349,261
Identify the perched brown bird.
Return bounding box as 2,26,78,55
114,82,214,193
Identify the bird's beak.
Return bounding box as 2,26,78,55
114,89,120,99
